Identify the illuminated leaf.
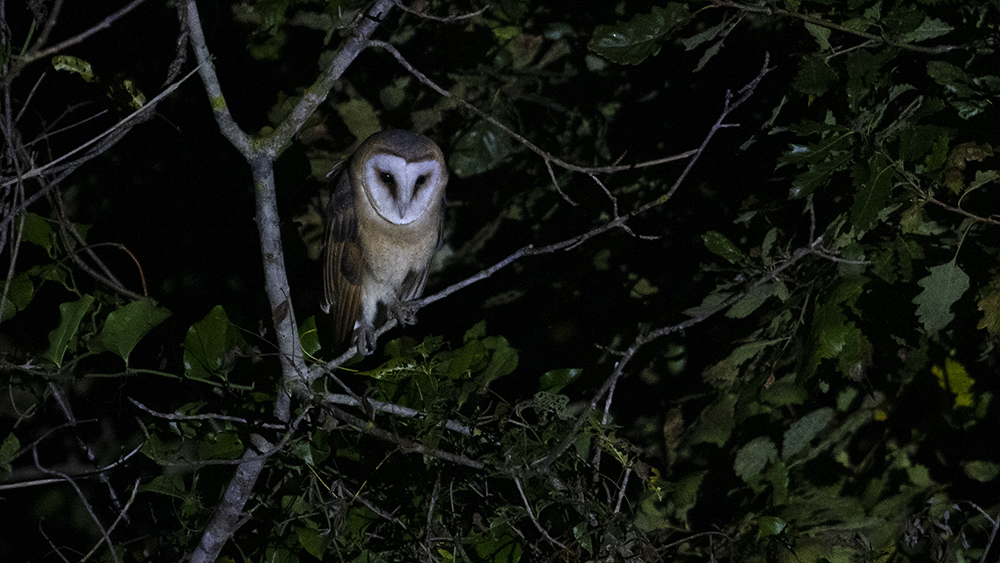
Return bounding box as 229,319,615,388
913,260,970,334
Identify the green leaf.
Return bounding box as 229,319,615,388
296,526,331,559
977,275,1000,335
690,394,736,446
539,368,582,393
19,213,56,254
197,432,243,460
932,357,974,408
757,516,788,539
702,231,748,265
479,337,519,386
0,433,20,476
734,436,777,482
91,299,171,365
449,119,513,178
803,22,832,51
183,306,247,382
703,340,779,389
804,277,870,379
0,273,34,321
474,530,523,563
913,260,970,334
901,17,953,43
588,4,691,65
51,55,95,82
782,408,833,460
299,315,321,358
726,283,776,319
43,295,96,368
670,471,707,527
963,461,1000,482
680,19,726,51
850,153,893,233
337,98,381,143
793,55,838,97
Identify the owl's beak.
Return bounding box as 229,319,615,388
395,200,409,220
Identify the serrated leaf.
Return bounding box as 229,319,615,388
850,153,893,233
702,231,748,265
670,471,707,528
803,22,831,51
901,17,953,43
92,299,171,365
703,340,778,389
681,19,726,51
782,408,833,459
726,283,776,319
43,295,96,368
977,275,1000,335
734,436,777,482
690,394,736,446
793,55,838,97
913,260,969,334
588,4,691,65
804,277,869,379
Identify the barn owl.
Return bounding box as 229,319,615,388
322,129,447,355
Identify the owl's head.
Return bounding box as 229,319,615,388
351,130,447,226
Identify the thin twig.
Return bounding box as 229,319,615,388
514,476,568,549
367,40,698,175
33,447,120,563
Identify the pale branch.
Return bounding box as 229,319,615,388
269,0,401,153
0,443,143,491
186,450,267,563
320,392,486,438
395,3,487,23
184,1,402,558
80,478,140,563
515,476,568,549
925,195,1000,226
130,398,287,429
183,0,250,155
323,404,486,470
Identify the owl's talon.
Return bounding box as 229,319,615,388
353,325,377,356
391,300,419,326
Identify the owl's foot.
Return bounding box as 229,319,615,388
390,300,419,326
353,325,377,356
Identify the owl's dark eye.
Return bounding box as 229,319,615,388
379,171,395,186
414,175,427,189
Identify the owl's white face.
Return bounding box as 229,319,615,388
362,154,444,225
